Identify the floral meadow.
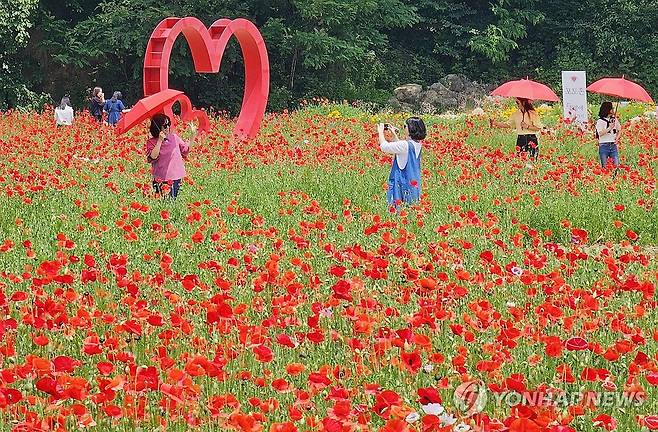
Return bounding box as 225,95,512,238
1,104,658,431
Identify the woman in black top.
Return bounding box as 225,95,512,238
89,87,105,122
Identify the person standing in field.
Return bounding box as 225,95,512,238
89,87,105,122
145,113,197,199
378,117,426,209
54,96,74,126
103,91,130,126
595,101,622,169
490,97,543,159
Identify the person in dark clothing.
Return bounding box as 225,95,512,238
89,87,105,122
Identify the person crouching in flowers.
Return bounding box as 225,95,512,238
378,117,426,209
145,113,197,199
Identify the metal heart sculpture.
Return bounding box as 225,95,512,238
117,17,269,138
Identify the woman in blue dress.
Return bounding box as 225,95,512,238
103,91,130,126
378,117,426,209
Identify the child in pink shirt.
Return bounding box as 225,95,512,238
145,113,197,198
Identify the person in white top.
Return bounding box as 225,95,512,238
379,121,423,169
595,101,621,168
378,117,426,207
54,96,74,126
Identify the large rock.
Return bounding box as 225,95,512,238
429,82,449,93
436,96,460,111
399,102,415,113
387,97,401,111
387,75,490,114
393,84,423,104
420,89,440,106
441,74,469,93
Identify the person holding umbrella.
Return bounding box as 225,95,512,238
587,76,654,169
490,98,544,159
488,78,558,160
145,113,197,199
595,102,621,169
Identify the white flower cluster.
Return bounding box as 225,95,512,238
471,107,486,116
404,402,471,431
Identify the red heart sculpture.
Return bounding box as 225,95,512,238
117,17,269,138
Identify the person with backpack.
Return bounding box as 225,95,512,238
490,98,544,159
89,87,105,122
378,117,426,210
104,91,130,126
595,101,622,168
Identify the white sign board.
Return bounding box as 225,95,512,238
562,71,588,127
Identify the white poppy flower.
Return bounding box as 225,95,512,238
421,403,445,416
405,412,421,423
510,266,523,276
440,412,458,426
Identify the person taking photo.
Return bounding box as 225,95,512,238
378,117,426,210
595,101,622,169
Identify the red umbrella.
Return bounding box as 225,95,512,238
587,76,654,103
116,89,184,135
491,78,560,102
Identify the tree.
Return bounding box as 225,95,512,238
266,0,419,104
512,0,658,93
384,0,544,89
5,0,658,111
467,0,544,64
0,0,43,108
20,0,419,111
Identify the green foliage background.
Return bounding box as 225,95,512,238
1,0,657,112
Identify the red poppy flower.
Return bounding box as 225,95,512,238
641,416,658,430
565,337,588,351
417,387,441,405
372,390,401,417
592,414,617,430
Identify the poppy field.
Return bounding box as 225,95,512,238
1,105,658,432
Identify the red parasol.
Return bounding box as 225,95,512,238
491,78,560,102
587,76,654,103
115,89,210,135
116,89,184,135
